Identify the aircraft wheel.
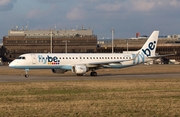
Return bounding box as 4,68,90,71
90,72,97,76
25,74,29,78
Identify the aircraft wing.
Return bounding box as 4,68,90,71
88,59,131,65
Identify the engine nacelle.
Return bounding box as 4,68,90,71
72,64,88,74
52,69,67,74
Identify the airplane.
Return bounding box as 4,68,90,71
9,31,168,78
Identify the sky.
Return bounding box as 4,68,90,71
0,0,180,39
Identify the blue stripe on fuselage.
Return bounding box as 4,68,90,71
10,65,72,70
139,53,145,63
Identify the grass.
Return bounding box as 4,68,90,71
0,65,180,116
0,78,180,117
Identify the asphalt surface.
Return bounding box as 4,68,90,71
0,73,180,82
0,66,180,82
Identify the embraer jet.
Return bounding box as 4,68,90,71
9,31,165,77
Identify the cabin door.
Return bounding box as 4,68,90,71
31,54,36,64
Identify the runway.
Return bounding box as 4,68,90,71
0,73,180,82
1,65,180,82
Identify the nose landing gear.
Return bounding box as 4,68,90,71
23,69,29,78
25,74,29,78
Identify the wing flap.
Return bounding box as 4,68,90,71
88,60,127,65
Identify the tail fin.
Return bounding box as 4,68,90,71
140,31,159,57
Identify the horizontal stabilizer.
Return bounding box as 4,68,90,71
149,54,175,58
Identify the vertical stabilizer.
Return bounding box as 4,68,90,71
140,31,159,57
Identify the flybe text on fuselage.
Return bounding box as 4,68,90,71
38,55,60,64
142,41,156,57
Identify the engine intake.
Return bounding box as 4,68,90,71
72,64,88,74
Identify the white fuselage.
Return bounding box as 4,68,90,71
9,52,152,70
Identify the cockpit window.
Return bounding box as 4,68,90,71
17,56,26,59
22,57,25,59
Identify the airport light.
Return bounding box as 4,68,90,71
50,30,55,53
126,39,129,53
62,40,70,53
111,28,115,53
50,31,52,53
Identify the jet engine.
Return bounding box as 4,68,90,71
52,69,67,74
72,64,88,75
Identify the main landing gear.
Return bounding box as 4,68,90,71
23,69,29,78
90,71,97,76
76,71,97,76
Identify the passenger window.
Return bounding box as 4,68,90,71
22,57,25,59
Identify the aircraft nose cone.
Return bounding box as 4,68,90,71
9,61,16,68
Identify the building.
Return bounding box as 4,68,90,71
3,29,97,61
97,36,180,63
2,29,180,63
0,39,5,64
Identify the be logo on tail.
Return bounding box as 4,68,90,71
142,41,156,57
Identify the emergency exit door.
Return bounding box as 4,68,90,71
31,54,36,64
